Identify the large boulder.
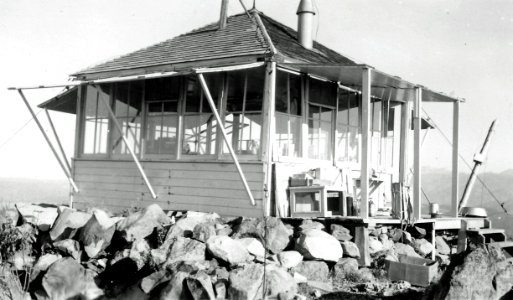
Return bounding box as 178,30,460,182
42,257,103,300
53,239,81,261
31,253,62,281
394,243,421,258
330,224,352,241
412,239,434,257
161,211,220,247
435,236,451,255
278,251,303,269
299,220,325,231
333,257,359,280
368,236,384,255
156,271,189,299
116,204,171,242
238,237,265,261
16,203,58,231
206,236,250,266
341,241,360,258
78,209,117,258
264,265,298,299
228,263,264,300
232,217,291,254
166,237,206,263
292,261,329,282
49,208,92,241
295,229,342,262
186,271,216,300
192,222,217,243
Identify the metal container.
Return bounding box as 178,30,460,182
429,203,439,218
460,207,488,218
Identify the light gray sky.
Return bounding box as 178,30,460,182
0,0,512,179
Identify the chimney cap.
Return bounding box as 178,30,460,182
297,0,316,15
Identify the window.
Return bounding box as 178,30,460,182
337,92,360,163
145,77,180,156
308,78,336,160
111,81,143,156
83,85,111,155
275,71,302,157
182,74,221,156
224,69,264,156
371,100,383,169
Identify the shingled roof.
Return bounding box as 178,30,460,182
74,11,358,77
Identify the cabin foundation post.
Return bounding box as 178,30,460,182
198,73,256,206
360,67,371,219
413,87,422,220
262,61,276,216
451,101,460,217
355,225,371,266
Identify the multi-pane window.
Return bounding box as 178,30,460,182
337,92,360,163
308,78,337,160
111,81,143,156
182,74,220,156
224,69,264,155
275,71,302,157
83,85,111,155
145,77,180,156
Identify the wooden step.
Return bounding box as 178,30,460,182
488,241,513,249
467,228,506,235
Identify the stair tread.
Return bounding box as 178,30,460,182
488,241,513,248
467,228,506,235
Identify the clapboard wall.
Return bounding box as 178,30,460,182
72,160,265,217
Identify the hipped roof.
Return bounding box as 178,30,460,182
40,10,462,113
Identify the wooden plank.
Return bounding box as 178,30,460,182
413,87,422,219
78,181,264,200
360,68,371,218
451,101,460,217
262,61,276,217
74,160,264,173
399,100,410,184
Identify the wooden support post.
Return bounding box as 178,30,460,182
355,226,371,266
399,100,411,184
96,86,158,200
430,223,436,260
413,87,422,220
451,101,460,217
262,62,276,216
17,90,79,194
360,68,371,219
457,219,468,253
198,73,256,207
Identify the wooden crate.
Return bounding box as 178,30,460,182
386,255,438,287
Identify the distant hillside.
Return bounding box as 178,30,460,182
422,168,513,239
0,177,68,206
1,170,512,238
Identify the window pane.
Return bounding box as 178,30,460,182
245,68,264,112
145,77,180,101
320,120,332,160
289,74,301,116
289,115,302,157
182,114,217,155
275,71,288,114
112,82,143,155
309,78,337,107
185,76,202,113
227,71,246,112
275,113,289,156
83,85,110,155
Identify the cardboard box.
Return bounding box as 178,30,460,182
386,255,438,287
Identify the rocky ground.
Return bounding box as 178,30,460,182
0,203,512,300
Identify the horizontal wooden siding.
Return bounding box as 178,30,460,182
73,160,264,217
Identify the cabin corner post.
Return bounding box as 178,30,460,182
413,87,422,219
360,68,371,219
262,61,277,216
451,100,460,217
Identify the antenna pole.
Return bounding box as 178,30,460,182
458,119,497,213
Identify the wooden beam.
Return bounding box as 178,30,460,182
262,62,277,216
355,226,371,266
451,101,460,217
360,68,371,219
74,85,84,159
413,87,422,219
398,100,410,184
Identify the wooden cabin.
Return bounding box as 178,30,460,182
36,2,463,222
